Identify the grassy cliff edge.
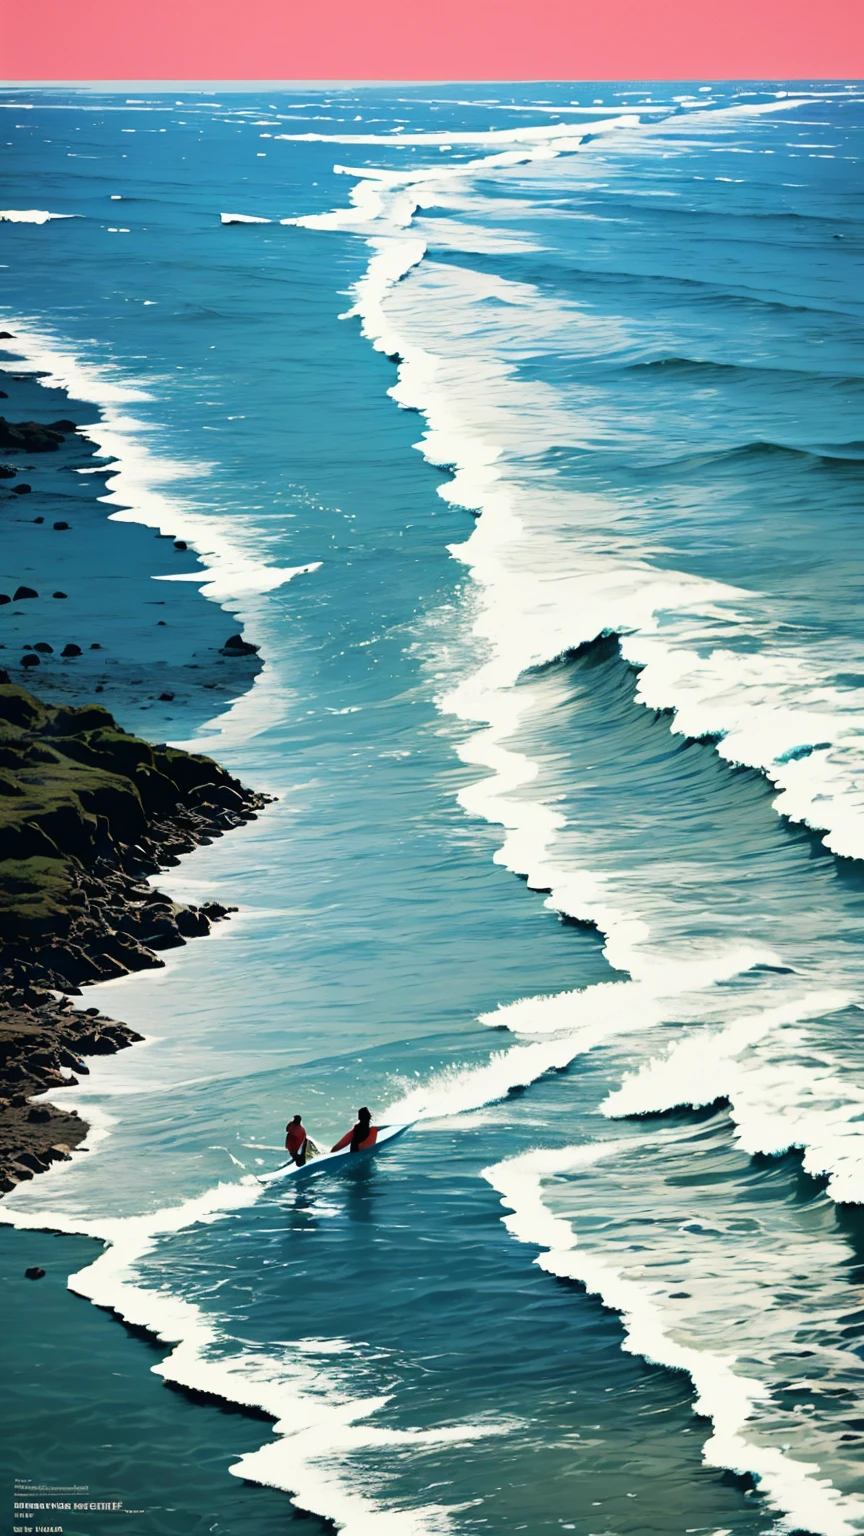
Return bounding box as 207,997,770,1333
0,679,272,1194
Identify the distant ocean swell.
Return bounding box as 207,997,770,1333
280,93,864,1534
2,87,863,1536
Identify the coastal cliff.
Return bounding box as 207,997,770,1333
0,681,271,1194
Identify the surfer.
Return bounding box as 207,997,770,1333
285,1114,309,1166
331,1106,378,1153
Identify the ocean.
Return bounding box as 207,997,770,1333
1,79,864,1536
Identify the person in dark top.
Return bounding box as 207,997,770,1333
285,1114,308,1165
331,1106,378,1153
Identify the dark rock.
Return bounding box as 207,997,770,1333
53,591,67,599
0,464,15,478
25,1266,45,1280
12,484,32,496
33,642,53,654
0,331,15,338
90,643,102,650
220,634,259,656
174,540,187,550
0,595,9,606
33,516,44,523
159,691,175,702
0,419,66,453
176,906,210,938
50,420,77,433
61,643,81,658
191,781,245,813
27,1105,51,1123
0,392,6,399
12,587,37,601
0,669,9,684
53,520,69,530
20,654,40,669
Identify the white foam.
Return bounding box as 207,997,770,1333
386,949,774,1124
0,209,75,223
0,321,321,692
484,1143,864,1536
153,559,321,603
220,212,272,224
603,991,864,1203
273,117,637,149
0,1178,509,1533
290,96,864,1211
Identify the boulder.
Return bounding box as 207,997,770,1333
0,419,65,452
174,540,188,550
48,704,114,734
0,595,9,606
21,654,40,669
61,643,81,658
33,642,53,654
25,1266,46,1280
176,906,210,938
12,484,31,495
13,586,37,600
53,520,69,530
0,687,41,726
53,592,67,599
0,464,15,478
220,634,259,656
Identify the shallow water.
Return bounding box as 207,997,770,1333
2,80,864,1536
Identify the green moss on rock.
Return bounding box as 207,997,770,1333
0,684,262,955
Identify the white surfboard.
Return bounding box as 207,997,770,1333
257,1123,412,1186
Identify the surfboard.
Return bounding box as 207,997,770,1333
257,1123,412,1185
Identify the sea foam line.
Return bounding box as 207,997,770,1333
0,320,320,753
0,323,319,622
294,98,864,1202
281,93,864,864
1,1175,509,1535
384,947,779,1124
602,991,864,1204
0,209,75,223
483,1141,864,1536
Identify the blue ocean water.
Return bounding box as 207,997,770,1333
2,80,864,1536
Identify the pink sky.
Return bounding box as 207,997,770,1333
2,0,862,81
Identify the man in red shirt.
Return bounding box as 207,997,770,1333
331,1106,378,1154
285,1114,308,1166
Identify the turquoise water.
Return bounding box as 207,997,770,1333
2,81,864,1536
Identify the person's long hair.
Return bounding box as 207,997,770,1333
350,1107,371,1152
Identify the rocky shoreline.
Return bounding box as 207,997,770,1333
0,680,272,1196
0,350,263,739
